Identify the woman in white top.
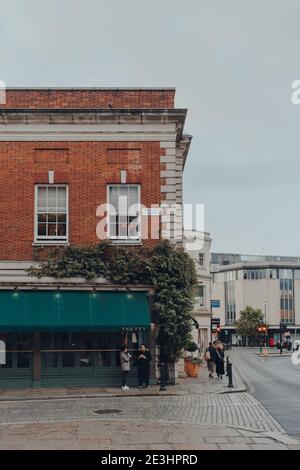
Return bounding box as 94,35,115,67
120,346,131,390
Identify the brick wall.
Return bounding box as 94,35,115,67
0,89,175,109
0,141,166,260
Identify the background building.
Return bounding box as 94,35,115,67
184,231,212,353
0,87,191,388
211,253,300,344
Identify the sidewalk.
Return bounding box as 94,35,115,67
1,419,300,450
0,364,246,402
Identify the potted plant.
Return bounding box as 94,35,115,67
186,357,202,378
184,341,199,376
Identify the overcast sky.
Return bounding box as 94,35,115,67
1,0,300,255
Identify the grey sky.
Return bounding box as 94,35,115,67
1,0,299,255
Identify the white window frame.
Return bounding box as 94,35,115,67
34,184,69,244
198,253,205,268
107,184,141,243
194,284,205,308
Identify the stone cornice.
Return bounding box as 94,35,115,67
0,108,188,143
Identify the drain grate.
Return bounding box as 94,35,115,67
94,409,122,415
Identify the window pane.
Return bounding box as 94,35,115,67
47,187,57,211
38,214,47,223
38,187,47,210
57,187,66,211
119,186,128,198
128,215,139,237
57,224,66,236
109,223,117,237
62,352,75,367
119,195,128,214
128,186,138,206
57,214,66,223
38,223,47,236
48,214,57,223
109,186,118,209
108,185,140,240
79,352,92,367
119,215,128,237
17,352,30,368
48,224,57,237
42,352,58,368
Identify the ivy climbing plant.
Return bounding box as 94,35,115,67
29,241,197,362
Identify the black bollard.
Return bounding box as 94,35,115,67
227,362,233,388
226,356,229,376
159,362,167,391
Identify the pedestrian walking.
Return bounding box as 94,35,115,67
137,344,152,388
120,346,131,391
205,342,216,378
215,342,225,379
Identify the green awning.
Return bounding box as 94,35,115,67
0,291,150,331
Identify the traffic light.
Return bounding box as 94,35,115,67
216,326,221,334
257,324,267,333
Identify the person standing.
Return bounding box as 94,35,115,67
205,342,216,378
215,342,225,379
120,346,131,390
137,344,152,388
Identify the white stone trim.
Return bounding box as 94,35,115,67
0,124,178,142
160,156,176,163
160,142,176,149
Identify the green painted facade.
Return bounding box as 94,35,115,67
0,291,151,389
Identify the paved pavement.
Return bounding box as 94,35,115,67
0,366,245,402
0,392,285,432
229,348,300,438
0,357,299,449
1,419,299,450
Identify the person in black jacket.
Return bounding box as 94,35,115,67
137,344,152,388
215,342,225,379
205,342,216,378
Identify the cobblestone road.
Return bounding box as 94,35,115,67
0,392,285,433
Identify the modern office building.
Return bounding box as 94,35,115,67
211,253,300,344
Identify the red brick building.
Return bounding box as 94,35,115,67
0,88,191,388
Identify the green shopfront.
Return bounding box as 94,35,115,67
0,290,152,389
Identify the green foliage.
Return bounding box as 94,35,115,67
29,240,197,362
185,340,199,352
234,306,264,337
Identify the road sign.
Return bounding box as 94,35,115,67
211,300,220,308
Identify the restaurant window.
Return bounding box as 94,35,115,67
35,185,68,243
108,185,141,241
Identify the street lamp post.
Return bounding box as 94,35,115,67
264,302,267,346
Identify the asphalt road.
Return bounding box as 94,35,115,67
230,348,300,437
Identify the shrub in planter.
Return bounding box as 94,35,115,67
185,357,202,378
185,341,199,353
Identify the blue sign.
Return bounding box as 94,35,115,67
211,300,220,308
